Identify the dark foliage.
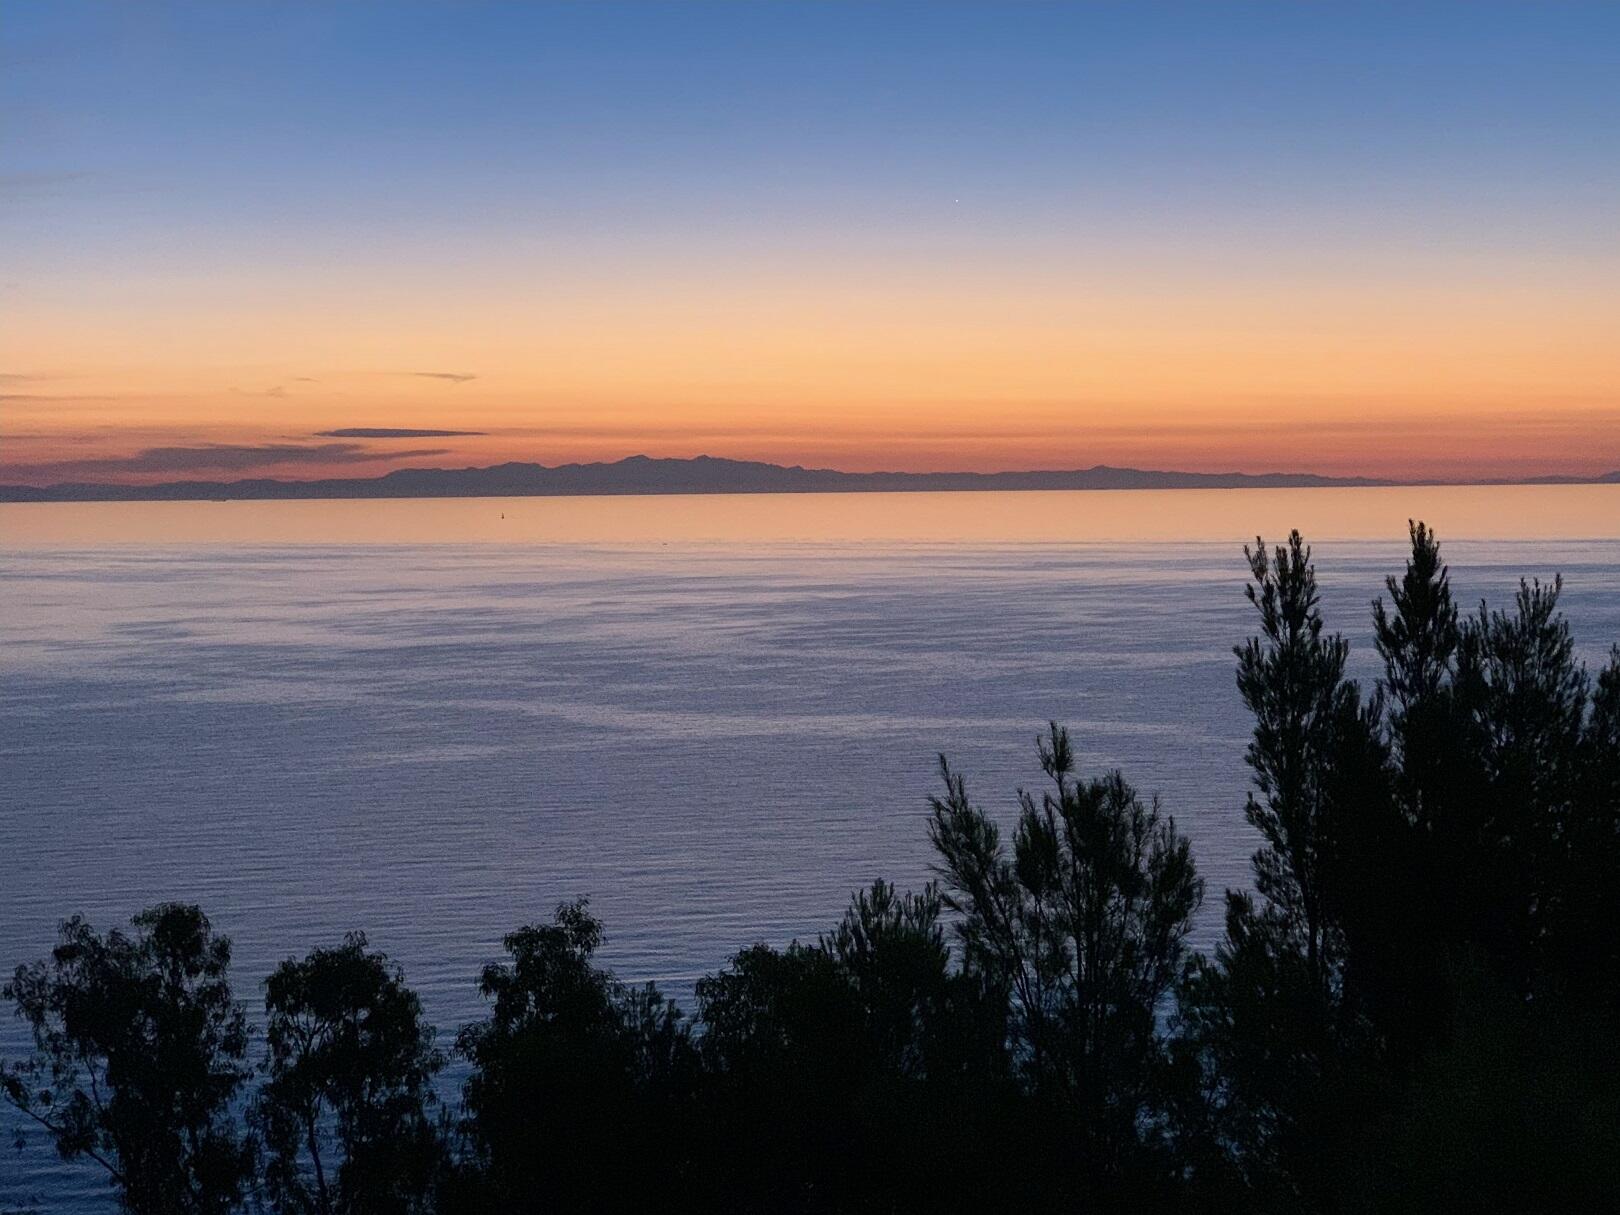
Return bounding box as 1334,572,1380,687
257,934,446,1214
1,905,254,1214
928,727,1202,1198
1175,532,1386,1209
447,900,697,1212
693,881,1016,1211
1178,524,1620,1211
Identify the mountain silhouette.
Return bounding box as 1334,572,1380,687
2,454,1616,502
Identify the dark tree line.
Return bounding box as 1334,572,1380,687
5,524,1619,1212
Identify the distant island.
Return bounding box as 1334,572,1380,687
2,454,1617,503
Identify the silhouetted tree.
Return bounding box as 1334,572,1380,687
1177,525,1620,1212
1374,522,1459,716
1561,643,1620,1006
451,900,695,1212
1457,573,1595,990
694,883,1011,1212
1,904,254,1214
1359,524,1620,1015
256,933,446,1215
819,879,1004,1089
1233,532,1375,995
1351,521,1467,1061
1331,528,1620,1209
928,723,1202,1194
1176,532,1385,1210
695,940,868,1207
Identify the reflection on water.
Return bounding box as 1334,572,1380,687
2,489,1618,1209
4,483,1618,546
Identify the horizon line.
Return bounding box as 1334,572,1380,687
2,452,1618,503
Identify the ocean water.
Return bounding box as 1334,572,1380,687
3,486,1618,1209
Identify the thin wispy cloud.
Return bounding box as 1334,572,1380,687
317,428,486,438
408,372,476,384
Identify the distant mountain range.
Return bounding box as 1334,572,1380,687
2,455,1617,502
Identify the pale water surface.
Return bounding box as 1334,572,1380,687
3,486,1618,1209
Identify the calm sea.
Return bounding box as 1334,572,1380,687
3,486,1618,1210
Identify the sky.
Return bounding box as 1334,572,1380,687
3,1,1618,485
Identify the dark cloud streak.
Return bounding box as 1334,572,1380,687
2,442,449,480
317,428,486,438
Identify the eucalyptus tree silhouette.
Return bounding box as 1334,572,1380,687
1,904,254,1215
256,933,446,1215
449,900,694,1213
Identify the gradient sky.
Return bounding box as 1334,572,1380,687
4,1,1618,484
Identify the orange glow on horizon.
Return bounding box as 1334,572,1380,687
5,248,1617,485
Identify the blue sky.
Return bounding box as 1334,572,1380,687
4,2,1618,481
